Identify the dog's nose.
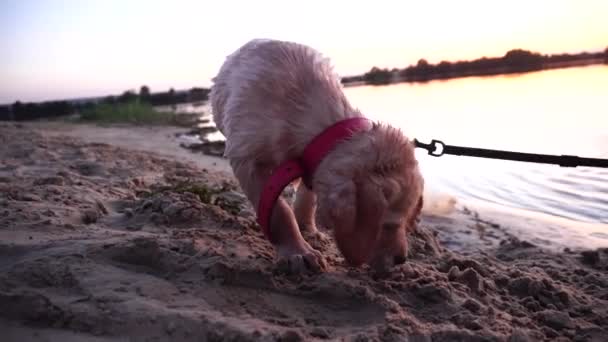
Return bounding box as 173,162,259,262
393,255,406,265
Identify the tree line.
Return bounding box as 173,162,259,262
0,86,210,121
342,47,608,85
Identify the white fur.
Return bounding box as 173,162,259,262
211,39,361,164
210,39,424,273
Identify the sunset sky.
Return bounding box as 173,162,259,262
1,0,607,103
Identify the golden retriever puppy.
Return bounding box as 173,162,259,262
210,39,424,274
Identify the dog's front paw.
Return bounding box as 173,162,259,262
276,243,327,274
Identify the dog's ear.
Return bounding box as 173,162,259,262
331,180,385,266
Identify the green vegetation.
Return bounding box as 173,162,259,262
148,180,242,215
1,85,210,121
169,181,220,204
79,100,173,124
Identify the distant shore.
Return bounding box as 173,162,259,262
343,57,606,87
341,49,607,86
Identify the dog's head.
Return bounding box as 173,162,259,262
316,123,424,273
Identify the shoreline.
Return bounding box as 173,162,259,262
342,58,607,87
28,120,232,175
455,198,608,251
35,120,608,252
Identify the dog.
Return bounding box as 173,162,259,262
210,39,424,273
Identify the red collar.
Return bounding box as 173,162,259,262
256,117,371,240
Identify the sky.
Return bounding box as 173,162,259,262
1,0,607,103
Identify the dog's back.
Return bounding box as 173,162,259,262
210,39,360,165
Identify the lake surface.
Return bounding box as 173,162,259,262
178,65,608,232
344,65,608,226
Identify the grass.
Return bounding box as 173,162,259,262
171,181,220,204
173,181,243,215
147,180,243,215
80,101,174,124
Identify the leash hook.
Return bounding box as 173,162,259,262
414,138,445,157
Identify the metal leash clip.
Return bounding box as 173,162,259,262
413,139,445,157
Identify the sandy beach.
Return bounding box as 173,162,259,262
1,121,607,341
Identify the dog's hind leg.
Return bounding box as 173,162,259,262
294,183,318,233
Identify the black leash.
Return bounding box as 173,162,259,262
414,139,608,168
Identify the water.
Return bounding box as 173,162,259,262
175,65,608,230
344,65,608,226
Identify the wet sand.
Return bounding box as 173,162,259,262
1,121,607,341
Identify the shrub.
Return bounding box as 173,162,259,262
80,101,172,124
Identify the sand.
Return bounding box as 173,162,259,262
1,121,607,341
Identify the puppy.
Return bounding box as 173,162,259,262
210,39,424,273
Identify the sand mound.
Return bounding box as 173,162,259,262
1,122,607,341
